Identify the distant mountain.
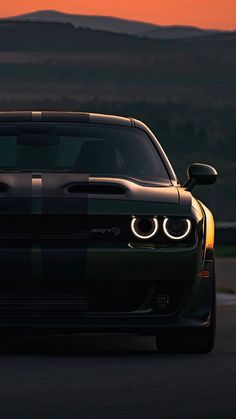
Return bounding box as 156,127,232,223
3,9,227,39
141,26,221,40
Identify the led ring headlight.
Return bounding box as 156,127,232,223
163,218,191,240
131,216,158,240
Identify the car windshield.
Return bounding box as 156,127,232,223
0,123,169,181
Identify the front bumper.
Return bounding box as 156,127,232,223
0,315,211,336
0,243,214,333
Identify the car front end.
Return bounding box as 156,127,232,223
0,112,217,352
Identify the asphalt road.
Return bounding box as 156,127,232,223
0,261,236,419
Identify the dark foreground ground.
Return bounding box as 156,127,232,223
0,260,235,419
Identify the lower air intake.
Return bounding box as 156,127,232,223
0,282,148,317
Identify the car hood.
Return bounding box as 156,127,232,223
0,173,192,215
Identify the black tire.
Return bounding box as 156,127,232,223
156,321,215,353
156,260,216,354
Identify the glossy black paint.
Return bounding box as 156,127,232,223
0,112,217,340
185,163,218,191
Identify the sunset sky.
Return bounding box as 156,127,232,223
0,0,235,30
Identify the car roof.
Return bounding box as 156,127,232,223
0,111,134,127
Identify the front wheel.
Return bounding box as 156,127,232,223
156,270,216,353
156,321,215,353
156,256,216,354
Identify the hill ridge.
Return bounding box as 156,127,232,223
1,9,229,40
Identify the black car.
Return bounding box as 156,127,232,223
0,111,217,353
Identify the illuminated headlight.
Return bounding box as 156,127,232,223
163,218,191,240
131,216,158,240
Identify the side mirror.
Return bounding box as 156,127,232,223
184,163,217,191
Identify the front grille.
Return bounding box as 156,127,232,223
0,295,88,316
0,215,131,243
0,215,196,247
0,282,148,317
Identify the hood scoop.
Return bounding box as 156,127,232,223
66,183,127,195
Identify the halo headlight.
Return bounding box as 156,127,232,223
131,217,158,240
163,218,191,240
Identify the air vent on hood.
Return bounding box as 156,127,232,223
67,183,126,195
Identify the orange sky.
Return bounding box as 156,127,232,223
0,0,235,30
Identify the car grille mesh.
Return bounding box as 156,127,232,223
0,283,148,317
0,281,186,319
